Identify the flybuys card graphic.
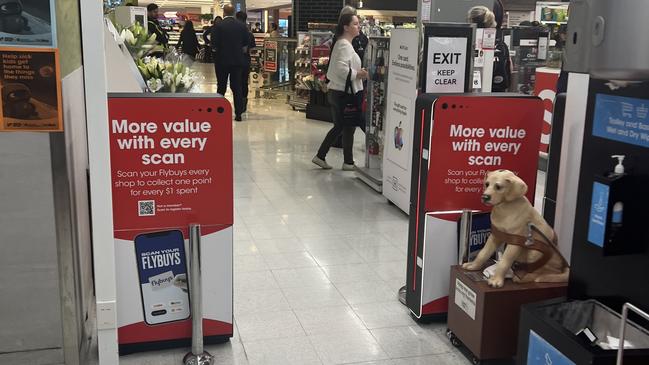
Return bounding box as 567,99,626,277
135,230,191,325
458,212,491,261
469,213,491,259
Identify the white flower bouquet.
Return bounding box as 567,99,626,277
118,22,160,58
136,57,200,93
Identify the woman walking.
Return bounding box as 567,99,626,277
312,13,368,170
177,20,200,60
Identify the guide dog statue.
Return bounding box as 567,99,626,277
462,170,569,288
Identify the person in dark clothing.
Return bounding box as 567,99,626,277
211,4,249,121
491,0,512,92
236,11,256,113
202,17,222,64
492,0,504,29
203,16,222,44
352,32,369,61
253,22,262,33
146,3,169,47
177,20,199,59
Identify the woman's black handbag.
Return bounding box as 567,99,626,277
342,68,364,127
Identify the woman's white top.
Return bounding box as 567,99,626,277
326,38,363,93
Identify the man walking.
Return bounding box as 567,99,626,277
211,4,249,121
236,11,256,113
146,3,169,48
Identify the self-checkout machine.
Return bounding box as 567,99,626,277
514,1,649,364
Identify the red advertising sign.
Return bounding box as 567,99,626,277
263,40,277,73
408,94,544,317
311,45,330,59
534,68,560,153
425,96,542,214
109,95,233,231
107,94,233,351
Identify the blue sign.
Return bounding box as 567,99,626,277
469,212,491,259
593,94,649,149
527,330,575,365
588,182,609,247
135,230,187,285
134,230,191,325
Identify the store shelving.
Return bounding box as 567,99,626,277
289,32,312,110
357,36,390,192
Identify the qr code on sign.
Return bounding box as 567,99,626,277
138,200,155,216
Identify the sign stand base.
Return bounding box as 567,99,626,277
182,352,214,365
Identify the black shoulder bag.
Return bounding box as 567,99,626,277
342,67,364,127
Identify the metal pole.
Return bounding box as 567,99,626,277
458,209,472,265
616,302,649,365
183,224,214,365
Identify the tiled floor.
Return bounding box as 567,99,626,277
119,79,474,364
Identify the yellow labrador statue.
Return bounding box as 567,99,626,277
462,170,569,288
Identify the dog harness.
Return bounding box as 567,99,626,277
489,223,569,276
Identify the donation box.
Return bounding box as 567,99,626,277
107,94,233,354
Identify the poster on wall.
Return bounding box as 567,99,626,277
107,94,233,352
0,0,57,47
425,37,468,93
0,47,62,131
264,40,277,73
383,28,419,214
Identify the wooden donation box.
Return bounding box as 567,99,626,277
447,265,568,363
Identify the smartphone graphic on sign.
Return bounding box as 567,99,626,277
134,230,191,325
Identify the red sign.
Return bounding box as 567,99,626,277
408,94,544,317
311,45,330,59
264,40,277,73
108,95,234,349
425,96,543,215
108,95,233,232
534,68,560,153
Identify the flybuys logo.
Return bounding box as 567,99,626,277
149,271,175,290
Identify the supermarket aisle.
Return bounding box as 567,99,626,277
119,87,471,364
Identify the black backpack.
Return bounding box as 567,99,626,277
492,39,511,92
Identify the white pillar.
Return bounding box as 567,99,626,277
79,1,118,364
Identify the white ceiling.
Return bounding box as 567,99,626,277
139,0,292,11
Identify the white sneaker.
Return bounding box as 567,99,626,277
342,163,356,171
312,156,332,169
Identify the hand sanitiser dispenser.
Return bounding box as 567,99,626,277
587,154,646,256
